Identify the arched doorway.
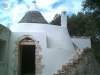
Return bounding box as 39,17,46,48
19,37,35,75
12,35,44,75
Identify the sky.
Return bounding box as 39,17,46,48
0,0,84,27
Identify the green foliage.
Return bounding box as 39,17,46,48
82,0,100,16
82,0,100,64
50,14,61,26
67,12,86,36
50,12,97,36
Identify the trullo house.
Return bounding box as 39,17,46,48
0,1,91,75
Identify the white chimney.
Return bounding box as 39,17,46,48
61,11,67,27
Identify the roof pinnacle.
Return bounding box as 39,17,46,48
29,0,39,11
32,0,36,3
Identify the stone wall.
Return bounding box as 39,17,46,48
0,24,11,75
54,48,100,75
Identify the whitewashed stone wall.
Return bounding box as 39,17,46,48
0,24,11,75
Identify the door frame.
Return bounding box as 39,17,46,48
12,35,44,75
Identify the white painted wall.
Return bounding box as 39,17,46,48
10,23,74,50
40,48,76,75
71,38,91,49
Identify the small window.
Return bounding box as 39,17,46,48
0,39,6,61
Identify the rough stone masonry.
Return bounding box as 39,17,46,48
54,48,100,75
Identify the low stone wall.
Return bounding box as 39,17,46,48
54,48,100,75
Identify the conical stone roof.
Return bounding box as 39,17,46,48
19,1,48,24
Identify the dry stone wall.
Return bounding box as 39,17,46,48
54,48,100,75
